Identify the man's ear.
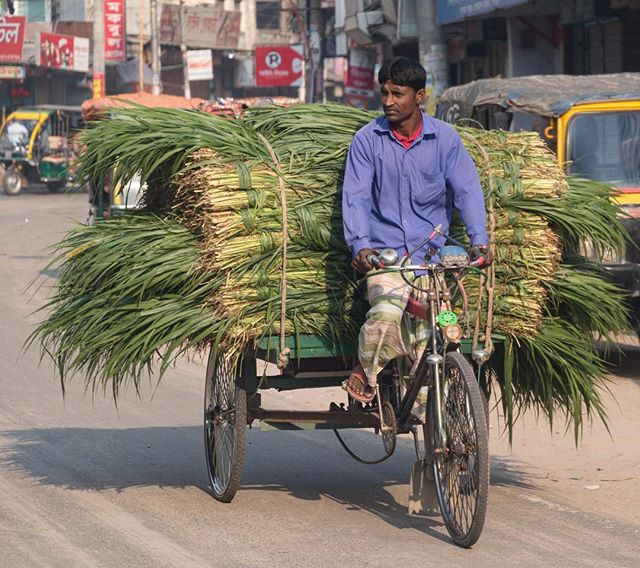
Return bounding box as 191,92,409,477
416,88,427,104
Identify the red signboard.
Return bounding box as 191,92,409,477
0,15,26,63
255,45,304,87
104,0,126,62
38,32,77,69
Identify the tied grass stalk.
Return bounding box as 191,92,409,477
28,215,222,397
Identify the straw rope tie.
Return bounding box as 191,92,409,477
460,130,496,354
257,132,290,369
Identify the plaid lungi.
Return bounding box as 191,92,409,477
358,270,435,420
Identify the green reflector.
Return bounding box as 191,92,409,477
438,311,458,326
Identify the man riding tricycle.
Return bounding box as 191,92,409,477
0,105,83,195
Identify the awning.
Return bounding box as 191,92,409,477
436,0,528,25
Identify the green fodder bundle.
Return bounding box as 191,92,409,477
31,104,630,435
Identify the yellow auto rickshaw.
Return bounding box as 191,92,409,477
0,105,83,195
437,73,640,334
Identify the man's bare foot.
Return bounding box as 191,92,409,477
343,367,375,403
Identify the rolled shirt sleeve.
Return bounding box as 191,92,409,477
445,134,490,246
342,132,375,257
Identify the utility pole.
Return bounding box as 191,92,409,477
138,0,145,91
150,0,161,94
416,0,448,115
179,0,191,98
92,0,105,98
308,0,324,103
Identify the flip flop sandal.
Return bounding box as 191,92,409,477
342,368,375,404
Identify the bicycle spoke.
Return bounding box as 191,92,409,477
204,350,247,502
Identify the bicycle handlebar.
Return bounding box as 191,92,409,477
366,247,488,272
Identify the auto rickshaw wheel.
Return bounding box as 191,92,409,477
2,165,23,196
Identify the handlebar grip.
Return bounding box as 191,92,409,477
469,256,486,268
366,253,383,268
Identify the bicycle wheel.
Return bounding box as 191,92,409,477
429,352,489,548
204,348,247,503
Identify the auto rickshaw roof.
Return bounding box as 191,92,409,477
438,73,640,118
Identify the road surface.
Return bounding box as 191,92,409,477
0,189,638,567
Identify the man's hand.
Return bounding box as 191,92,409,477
352,248,379,273
470,245,493,267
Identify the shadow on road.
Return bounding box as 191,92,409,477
600,343,640,382
0,424,540,540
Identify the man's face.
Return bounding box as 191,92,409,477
380,80,425,123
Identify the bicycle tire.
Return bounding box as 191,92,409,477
204,349,247,503
428,352,489,548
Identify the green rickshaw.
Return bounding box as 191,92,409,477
0,105,83,195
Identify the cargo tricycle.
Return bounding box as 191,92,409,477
204,242,500,548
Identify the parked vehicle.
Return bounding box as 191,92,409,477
80,92,207,223
0,105,83,195
437,73,640,335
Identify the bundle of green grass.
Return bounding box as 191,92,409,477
30,103,629,436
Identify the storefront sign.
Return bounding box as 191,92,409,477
0,64,25,79
436,0,527,24
104,0,126,62
255,45,304,87
93,72,105,99
161,4,241,50
0,15,26,63
37,32,90,72
187,49,213,81
345,49,376,99
74,37,90,72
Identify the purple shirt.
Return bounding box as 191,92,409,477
342,111,489,264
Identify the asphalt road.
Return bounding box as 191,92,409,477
0,189,638,567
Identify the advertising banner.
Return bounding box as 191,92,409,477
255,45,304,87
93,72,105,99
104,0,126,62
161,4,241,50
436,0,527,24
187,49,213,81
37,32,90,72
74,37,90,72
421,44,448,115
0,15,26,63
345,49,376,99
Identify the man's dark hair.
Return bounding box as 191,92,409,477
378,57,426,92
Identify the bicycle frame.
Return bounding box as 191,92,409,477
384,263,458,451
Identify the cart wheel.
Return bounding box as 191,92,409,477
2,165,23,195
204,349,247,503
381,401,397,455
428,352,489,548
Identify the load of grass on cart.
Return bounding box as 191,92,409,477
29,103,629,437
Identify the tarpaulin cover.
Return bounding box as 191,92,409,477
437,74,640,118
81,92,208,121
